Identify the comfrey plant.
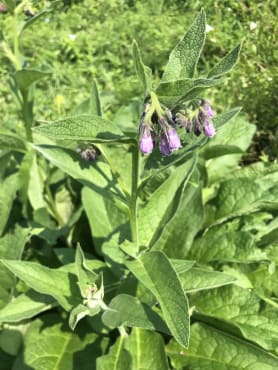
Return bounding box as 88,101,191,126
2,8,277,370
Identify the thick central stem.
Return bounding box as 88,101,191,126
130,143,139,252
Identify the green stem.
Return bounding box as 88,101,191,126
45,183,65,227
130,143,140,252
22,90,33,142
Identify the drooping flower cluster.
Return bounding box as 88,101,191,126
138,100,181,156
77,144,99,161
138,95,216,156
175,100,216,138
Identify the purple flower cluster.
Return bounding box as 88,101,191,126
138,106,181,156
175,100,216,138
138,99,216,156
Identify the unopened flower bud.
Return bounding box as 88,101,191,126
204,121,216,137
139,123,154,155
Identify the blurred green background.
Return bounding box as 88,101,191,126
0,0,277,159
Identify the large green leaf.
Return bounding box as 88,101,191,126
152,170,203,258
167,323,278,369
205,115,256,183
34,145,125,203
0,226,30,309
138,155,196,248
0,290,55,324
0,260,81,311
97,336,131,370
82,186,130,253
179,268,236,292
189,229,266,263
208,43,242,79
125,328,169,370
191,285,278,352
126,251,190,347
132,40,152,95
0,173,18,236
13,314,108,370
162,9,206,81
34,115,124,143
102,294,169,334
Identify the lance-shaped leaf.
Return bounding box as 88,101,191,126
138,155,196,248
14,69,51,92
125,328,169,370
167,323,278,369
191,285,278,352
97,336,132,370
132,40,152,95
157,77,220,107
179,268,236,292
162,9,206,81
0,260,81,311
126,251,190,347
208,43,242,79
0,290,55,324
212,107,241,128
74,79,102,116
34,114,125,143
0,173,19,236
102,294,170,335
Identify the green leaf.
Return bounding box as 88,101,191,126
167,323,278,369
208,43,242,79
75,245,98,297
34,114,124,143
206,115,256,183
0,290,55,324
102,294,170,335
156,78,220,107
212,107,242,128
97,336,132,370
13,313,108,370
152,170,203,258
191,285,278,352
138,155,196,248
18,9,51,36
162,9,206,81
171,259,195,274
132,40,152,95
33,145,125,203
82,186,130,254
189,230,266,263
73,79,102,116
126,251,190,348
125,328,169,370
0,128,26,152
14,69,51,92
0,226,30,308
179,268,236,292
0,260,81,311
0,173,19,236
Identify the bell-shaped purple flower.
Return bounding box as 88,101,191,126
204,121,216,137
138,124,154,155
159,132,171,156
202,101,215,118
159,127,181,156
167,127,181,150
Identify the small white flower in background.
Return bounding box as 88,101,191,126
206,24,214,33
44,17,50,22
69,34,77,41
249,22,257,30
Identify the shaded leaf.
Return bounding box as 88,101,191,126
97,336,131,370
208,43,242,79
